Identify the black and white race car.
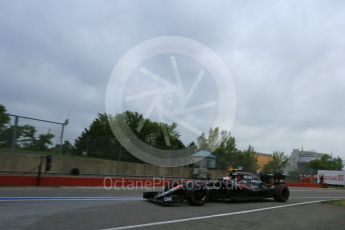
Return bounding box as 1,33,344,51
143,172,289,206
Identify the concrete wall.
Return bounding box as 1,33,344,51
0,152,225,179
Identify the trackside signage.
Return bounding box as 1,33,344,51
317,170,345,185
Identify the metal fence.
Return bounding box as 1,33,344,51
0,113,69,155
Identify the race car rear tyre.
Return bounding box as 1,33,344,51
273,184,289,202
186,186,209,206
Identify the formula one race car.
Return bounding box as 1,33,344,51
143,172,289,206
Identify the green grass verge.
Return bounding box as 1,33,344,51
322,200,345,207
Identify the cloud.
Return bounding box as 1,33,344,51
1,0,345,159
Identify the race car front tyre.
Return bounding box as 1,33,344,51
273,184,289,202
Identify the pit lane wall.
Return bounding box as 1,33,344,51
317,170,345,185
0,152,225,179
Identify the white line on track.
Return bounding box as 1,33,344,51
99,199,340,230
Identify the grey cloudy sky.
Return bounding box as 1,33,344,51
1,0,345,158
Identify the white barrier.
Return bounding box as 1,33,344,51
317,170,345,185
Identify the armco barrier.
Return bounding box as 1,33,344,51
0,175,325,188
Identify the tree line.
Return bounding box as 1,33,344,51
73,112,261,171
0,104,343,173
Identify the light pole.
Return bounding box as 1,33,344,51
10,115,19,152
59,119,69,155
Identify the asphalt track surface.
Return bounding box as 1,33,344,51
1,187,345,230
